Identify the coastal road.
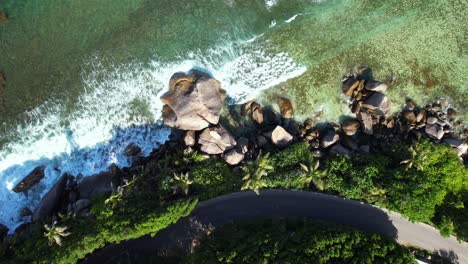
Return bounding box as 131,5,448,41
84,190,468,263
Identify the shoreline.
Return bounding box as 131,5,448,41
1,66,466,263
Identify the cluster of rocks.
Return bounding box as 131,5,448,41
3,66,466,239
298,66,467,161
161,69,298,166
2,164,125,237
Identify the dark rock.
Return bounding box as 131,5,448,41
263,108,279,126
361,92,391,116
160,69,226,131
360,145,370,153
357,110,373,135
198,125,236,154
341,119,360,136
223,148,245,166
447,108,457,118
237,137,249,154
14,223,29,235
276,97,294,119
72,199,92,215
402,110,417,124
355,66,373,80
68,190,78,204
304,118,315,129
311,150,323,158
365,80,387,92
341,77,360,96
257,135,269,148
416,110,425,123
0,224,8,240
320,130,340,148
271,126,293,148
124,143,141,157
330,144,351,155
20,207,32,217
183,131,196,147
341,136,359,151
32,174,68,221
78,164,122,199
443,137,463,148
405,99,416,110
425,124,444,140
240,100,255,116
13,166,46,193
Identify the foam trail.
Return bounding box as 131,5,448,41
0,41,306,231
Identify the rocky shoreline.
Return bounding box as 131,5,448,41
1,66,466,244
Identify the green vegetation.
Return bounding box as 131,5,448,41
267,140,467,240
1,182,198,263
180,218,416,264
1,139,465,263
241,152,274,195
43,222,71,247
172,172,194,196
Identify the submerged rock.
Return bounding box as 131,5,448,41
20,207,33,218
33,174,68,222
13,166,46,193
271,126,293,148
198,125,236,154
161,69,226,131
276,97,294,119
124,143,141,157
0,12,7,24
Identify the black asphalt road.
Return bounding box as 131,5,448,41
83,190,468,264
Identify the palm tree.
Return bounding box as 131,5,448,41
241,152,274,195
172,172,193,195
299,159,327,190
400,144,428,171
44,221,71,246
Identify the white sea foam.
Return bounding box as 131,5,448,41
285,14,301,23
0,41,306,231
264,0,278,10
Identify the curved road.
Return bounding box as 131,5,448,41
84,190,468,263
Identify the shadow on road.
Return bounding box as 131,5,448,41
82,190,399,263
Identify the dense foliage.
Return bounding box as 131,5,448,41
266,140,468,240
1,189,198,263
181,218,416,264
1,139,466,262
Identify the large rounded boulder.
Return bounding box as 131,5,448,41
161,69,226,131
